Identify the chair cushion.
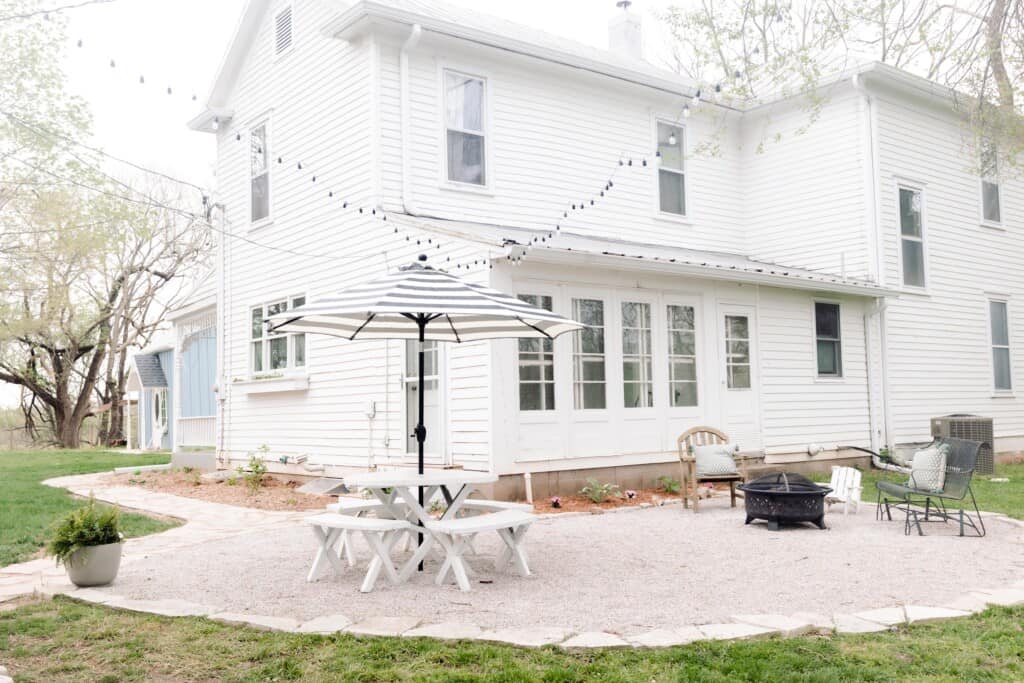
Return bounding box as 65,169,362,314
694,444,739,478
909,445,948,493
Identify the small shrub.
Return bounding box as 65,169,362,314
579,478,620,504
132,469,141,476
47,497,122,566
550,496,561,508
185,469,201,487
242,446,270,494
656,475,681,494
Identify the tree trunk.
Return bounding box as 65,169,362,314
54,410,82,449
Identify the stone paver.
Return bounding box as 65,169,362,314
296,614,353,634
833,614,890,634
972,588,1024,607
627,627,703,648
111,598,217,618
732,614,814,637
478,627,571,648
853,606,906,626
345,616,422,637
560,631,630,649
211,612,302,632
943,593,991,614
903,605,970,624
404,622,483,640
64,588,118,604
698,623,776,641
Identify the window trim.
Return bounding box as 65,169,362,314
895,181,928,292
654,118,689,220
988,297,1013,395
813,300,844,380
249,117,273,229
440,66,491,192
249,294,307,378
979,140,1002,228
272,4,295,59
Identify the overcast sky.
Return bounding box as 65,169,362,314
0,0,673,408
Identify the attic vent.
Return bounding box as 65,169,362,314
274,6,293,55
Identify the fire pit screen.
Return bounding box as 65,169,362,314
738,472,831,530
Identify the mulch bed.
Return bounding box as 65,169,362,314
106,469,331,511
535,484,727,514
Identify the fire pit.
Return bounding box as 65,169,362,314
738,472,831,530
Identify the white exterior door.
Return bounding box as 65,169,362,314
718,305,760,447
404,340,445,466
151,388,168,450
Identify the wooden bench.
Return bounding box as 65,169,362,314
425,510,536,591
303,513,415,592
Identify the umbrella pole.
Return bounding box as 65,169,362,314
416,317,427,570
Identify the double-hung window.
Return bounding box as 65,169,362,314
815,302,842,377
990,300,1012,391
250,295,306,374
250,123,270,223
667,304,698,406
899,186,925,288
622,302,653,408
444,70,486,186
517,294,555,411
981,140,1001,225
572,298,606,409
657,122,685,215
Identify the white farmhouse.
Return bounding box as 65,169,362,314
189,0,1021,496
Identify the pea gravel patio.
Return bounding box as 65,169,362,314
80,499,1024,636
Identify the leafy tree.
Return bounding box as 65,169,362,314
0,0,212,447
661,0,1022,167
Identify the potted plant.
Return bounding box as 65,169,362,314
48,496,124,587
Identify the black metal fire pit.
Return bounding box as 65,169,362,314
738,472,831,530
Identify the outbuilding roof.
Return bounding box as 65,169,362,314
132,355,168,389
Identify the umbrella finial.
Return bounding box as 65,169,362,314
418,254,427,262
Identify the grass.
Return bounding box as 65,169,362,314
852,461,1024,520
0,598,1022,682
0,450,176,567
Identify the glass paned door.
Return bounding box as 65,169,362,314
404,340,444,464
719,304,760,447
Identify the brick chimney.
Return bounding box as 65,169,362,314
608,1,643,61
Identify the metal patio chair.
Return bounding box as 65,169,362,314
875,437,986,537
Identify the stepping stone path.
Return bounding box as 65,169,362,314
1,470,1022,651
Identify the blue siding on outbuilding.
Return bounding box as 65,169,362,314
181,333,216,418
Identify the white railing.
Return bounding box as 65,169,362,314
178,416,216,448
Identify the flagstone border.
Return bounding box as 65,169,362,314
1,471,1023,654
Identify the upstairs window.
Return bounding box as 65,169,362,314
990,300,1012,391
657,122,685,215
250,124,270,223
815,302,842,377
445,70,486,185
250,295,306,374
572,298,606,409
274,6,293,55
517,294,555,411
981,140,1001,225
899,186,925,288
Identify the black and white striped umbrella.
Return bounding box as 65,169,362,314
266,257,582,342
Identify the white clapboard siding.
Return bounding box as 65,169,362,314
873,94,1024,445
743,87,872,280
375,37,746,254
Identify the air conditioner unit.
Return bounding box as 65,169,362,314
931,415,994,474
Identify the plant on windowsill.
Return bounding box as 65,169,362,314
579,478,621,504
48,496,124,587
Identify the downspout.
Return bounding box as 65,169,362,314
852,73,893,450
400,24,423,215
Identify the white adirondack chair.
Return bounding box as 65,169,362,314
821,466,862,515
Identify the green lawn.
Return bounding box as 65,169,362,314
853,461,1024,520
0,450,176,567
0,598,1022,682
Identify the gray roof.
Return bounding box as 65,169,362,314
133,355,168,388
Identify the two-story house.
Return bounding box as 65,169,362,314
188,0,1021,496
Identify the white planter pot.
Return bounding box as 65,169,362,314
64,542,123,587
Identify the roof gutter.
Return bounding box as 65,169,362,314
400,23,423,216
